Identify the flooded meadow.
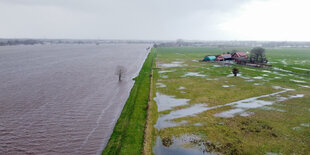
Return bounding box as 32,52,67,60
148,47,310,154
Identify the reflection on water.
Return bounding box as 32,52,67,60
155,104,209,129
153,136,218,155
154,93,189,112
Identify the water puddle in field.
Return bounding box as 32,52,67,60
157,83,167,88
292,123,310,131
162,75,168,79
281,59,288,65
155,104,209,129
194,123,203,126
222,85,235,88
161,61,187,68
297,84,310,88
260,106,285,112
253,76,263,79
290,79,307,83
153,135,217,155
214,88,304,118
262,70,272,73
179,86,186,90
182,72,206,77
292,67,310,72
272,86,282,89
300,123,310,127
159,70,176,74
154,93,189,112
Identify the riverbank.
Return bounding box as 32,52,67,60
102,48,156,155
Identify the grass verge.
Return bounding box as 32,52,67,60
143,49,159,155
102,48,156,155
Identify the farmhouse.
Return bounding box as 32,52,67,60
232,52,248,64
232,52,248,59
215,54,232,61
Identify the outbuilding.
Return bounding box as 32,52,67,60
215,54,232,61
203,55,216,61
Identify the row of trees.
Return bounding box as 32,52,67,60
0,39,43,46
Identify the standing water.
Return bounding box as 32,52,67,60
0,44,150,154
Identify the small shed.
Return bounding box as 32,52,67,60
215,54,232,61
203,56,216,61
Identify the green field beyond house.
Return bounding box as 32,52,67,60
146,47,310,154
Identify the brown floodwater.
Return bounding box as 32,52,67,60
0,43,150,154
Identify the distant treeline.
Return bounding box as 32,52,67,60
0,39,44,46
154,40,310,48
0,39,156,46
2,38,310,48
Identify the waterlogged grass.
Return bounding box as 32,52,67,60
150,47,310,154
102,49,155,155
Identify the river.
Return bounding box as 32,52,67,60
0,43,150,154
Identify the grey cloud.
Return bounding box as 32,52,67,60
0,0,261,40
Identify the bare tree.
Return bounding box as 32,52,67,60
115,65,126,81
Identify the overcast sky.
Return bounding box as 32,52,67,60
0,0,309,41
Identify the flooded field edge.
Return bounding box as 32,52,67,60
147,47,310,155
102,49,156,155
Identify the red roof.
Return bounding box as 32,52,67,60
233,52,247,57
220,54,232,57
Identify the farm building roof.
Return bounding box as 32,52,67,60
233,52,247,57
203,55,216,61
220,54,232,58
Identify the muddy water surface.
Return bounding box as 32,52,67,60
0,44,150,154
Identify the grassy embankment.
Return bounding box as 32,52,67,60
148,47,310,154
102,49,156,155
143,49,159,155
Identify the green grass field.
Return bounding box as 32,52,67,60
147,47,310,154
102,49,155,155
